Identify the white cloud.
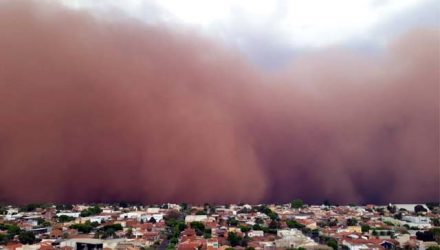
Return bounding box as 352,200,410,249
60,0,437,68
61,0,427,46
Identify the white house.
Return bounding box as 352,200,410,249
89,215,112,223
248,230,264,238
56,212,80,218
139,213,164,222
184,215,208,223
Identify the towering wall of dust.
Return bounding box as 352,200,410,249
0,1,438,204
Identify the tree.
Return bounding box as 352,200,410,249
20,204,41,212
165,209,182,221
432,228,440,243
58,215,75,223
326,238,338,250
228,217,239,227
291,199,304,209
5,224,21,239
70,223,92,233
416,230,434,241
126,228,133,238
346,218,358,226
195,210,206,215
427,246,440,250
18,231,36,244
323,200,331,206
240,225,251,233
102,224,123,232
56,204,73,210
255,217,264,225
190,222,205,236
387,205,397,214
0,207,6,215
0,233,7,245
361,224,370,233
286,220,304,229
203,229,212,239
149,217,156,223
415,205,428,214
269,220,279,229
69,221,98,234
80,206,102,217
426,202,440,211
36,218,51,227
180,203,188,211
227,232,242,247
96,224,123,239
256,205,278,220
328,218,338,227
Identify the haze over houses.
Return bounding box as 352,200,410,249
0,202,439,250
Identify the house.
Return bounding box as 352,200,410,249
184,215,208,224
56,213,80,219
248,230,264,238
177,239,206,250
206,238,219,249
88,216,112,224
60,239,104,250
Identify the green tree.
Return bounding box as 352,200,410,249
6,224,21,238
58,215,75,223
291,199,304,209
203,228,212,239
80,206,102,217
69,222,95,233
240,225,251,233
227,232,242,247
286,220,305,229
432,228,440,243
190,221,205,236
126,228,133,238
18,231,36,244
426,246,440,250
361,224,370,233
37,218,51,227
102,224,123,231
170,237,178,244
347,218,358,226
326,238,338,250
255,217,264,225
0,233,7,245
228,217,239,227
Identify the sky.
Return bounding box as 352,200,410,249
0,0,438,205
60,0,440,68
